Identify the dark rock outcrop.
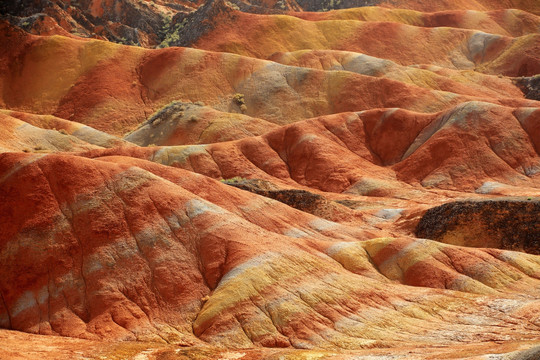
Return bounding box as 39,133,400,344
515,75,540,101
164,0,236,48
223,178,327,212
221,178,354,220
416,200,540,254
0,0,182,47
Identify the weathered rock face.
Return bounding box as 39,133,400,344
166,0,236,48
416,200,540,254
0,0,188,47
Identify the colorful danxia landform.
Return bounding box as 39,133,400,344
0,0,540,359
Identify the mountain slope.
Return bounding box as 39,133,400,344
1,152,540,349
0,0,540,359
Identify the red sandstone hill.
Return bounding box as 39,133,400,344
2,152,540,350
1,0,540,359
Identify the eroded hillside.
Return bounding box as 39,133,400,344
0,0,539,359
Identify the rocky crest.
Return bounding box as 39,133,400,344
0,0,189,46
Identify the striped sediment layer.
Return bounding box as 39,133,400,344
0,0,540,358
0,152,539,351
79,102,540,194
1,22,539,136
